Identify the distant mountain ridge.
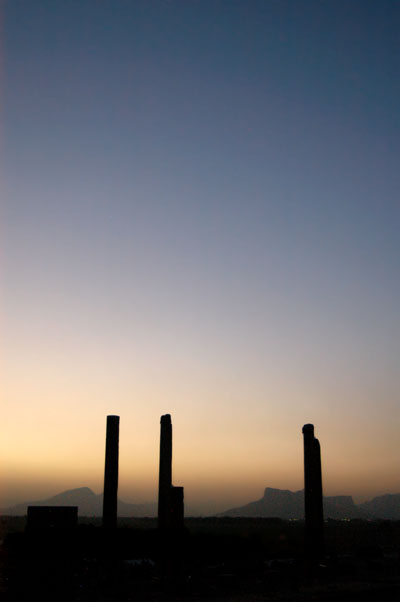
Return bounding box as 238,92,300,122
220,487,400,520
2,486,400,519
1,487,157,517
358,494,400,520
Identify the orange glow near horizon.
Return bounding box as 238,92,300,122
2,366,399,512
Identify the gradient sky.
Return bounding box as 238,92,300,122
2,0,399,514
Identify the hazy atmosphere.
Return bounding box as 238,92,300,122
2,0,399,515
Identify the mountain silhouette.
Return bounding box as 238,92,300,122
219,488,398,519
2,487,399,519
358,493,400,520
220,488,304,519
2,487,157,517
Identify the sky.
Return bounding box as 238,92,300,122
1,0,399,514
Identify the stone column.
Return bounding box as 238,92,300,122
302,423,324,561
102,415,120,529
158,414,172,529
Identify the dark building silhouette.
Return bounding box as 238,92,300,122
102,415,120,528
302,423,324,561
158,414,184,529
170,485,184,530
27,506,78,530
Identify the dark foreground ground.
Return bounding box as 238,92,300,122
1,516,399,601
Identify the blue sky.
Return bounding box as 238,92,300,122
2,0,399,511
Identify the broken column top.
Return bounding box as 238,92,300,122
160,414,171,424
302,423,315,436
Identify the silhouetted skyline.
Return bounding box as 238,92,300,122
2,0,399,511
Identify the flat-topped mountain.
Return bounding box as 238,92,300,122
220,488,304,519
358,493,400,520
220,488,399,520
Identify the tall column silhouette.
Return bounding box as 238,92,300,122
158,414,172,529
302,423,324,561
102,415,120,529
